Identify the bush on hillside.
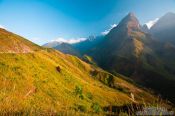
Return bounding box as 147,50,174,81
91,102,101,113
74,85,84,99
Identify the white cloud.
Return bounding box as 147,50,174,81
101,24,117,35
101,30,110,35
0,25,6,29
29,37,49,45
52,37,87,44
111,24,117,28
145,18,159,29
30,37,41,42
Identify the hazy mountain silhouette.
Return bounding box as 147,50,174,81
150,12,175,44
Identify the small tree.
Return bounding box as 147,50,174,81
75,85,84,99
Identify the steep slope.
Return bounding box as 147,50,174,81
0,28,168,115
150,12,175,44
85,13,175,104
0,28,40,53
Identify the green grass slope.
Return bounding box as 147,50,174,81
0,29,173,115
0,49,171,115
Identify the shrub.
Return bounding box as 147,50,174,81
77,105,86,112
86,92,93,100
75,85,83,95
75,85,84,99
104,75,114,87
79,94,84,99
91,102,101,113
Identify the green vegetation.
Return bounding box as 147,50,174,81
0,49,166,115
74,85,84,99
86,92,93,100
77,104,87,112
91,102,101,113
82,55,97,66
0,49,171,115
90,69,114,87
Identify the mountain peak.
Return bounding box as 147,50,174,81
128,12,135,17
164,12,175,17
125,12,137,19
105,12,141,42
160,12,175,21
141,24,149,33
150,12,175,31
109,12,140,35
150,12,175,44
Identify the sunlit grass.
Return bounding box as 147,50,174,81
0,49,173,115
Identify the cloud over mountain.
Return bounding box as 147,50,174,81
51,37,87,44
145,18,159,29
101,24,117,35
0,25,6,29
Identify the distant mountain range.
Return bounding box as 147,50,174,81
43,42,81,56
44,35,105,57
44,12,175,104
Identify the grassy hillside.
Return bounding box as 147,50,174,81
0,28,40,53
0,48,170,115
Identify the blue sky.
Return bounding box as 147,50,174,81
0,0,175,45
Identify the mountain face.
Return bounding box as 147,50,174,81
43,41,61,48
81,13,175,104
141,24,149,33
1,28,167,114
72,35,105,55
88,12,148,69
53,42,81,56
150,12,175,44
43,41,80,56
